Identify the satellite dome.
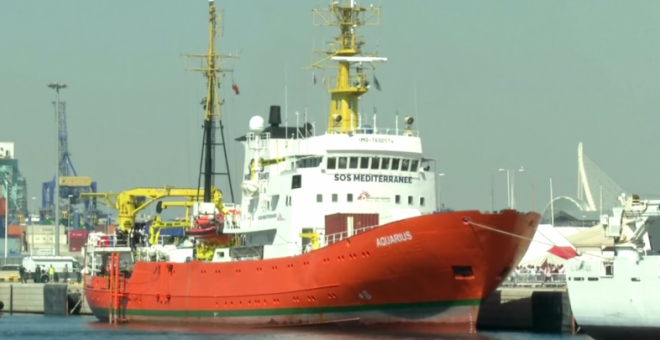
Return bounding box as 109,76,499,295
249,116,265,132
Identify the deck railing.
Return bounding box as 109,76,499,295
501,273,567,288
324,225,381,245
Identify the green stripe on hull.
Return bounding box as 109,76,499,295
92,298,481,318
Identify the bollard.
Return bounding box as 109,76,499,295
9,285,13,315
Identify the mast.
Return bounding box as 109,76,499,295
308,0,386,134
184,0,238,203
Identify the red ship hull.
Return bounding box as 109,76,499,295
85,209,539,335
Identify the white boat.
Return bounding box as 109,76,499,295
565,193,660,340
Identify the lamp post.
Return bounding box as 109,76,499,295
498,168,511,208
499,167,524,209
3,190,7,259
68,194,73,230
48,82,67,256
30,197,36,256
437,173,445,211
511,166,525,209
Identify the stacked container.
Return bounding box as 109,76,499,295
68,230,89,252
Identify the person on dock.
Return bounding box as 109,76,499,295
63,264,69,282
48,265,55,283
34,265,41,283
18,265,26,283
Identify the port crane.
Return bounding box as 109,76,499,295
40,94,102,228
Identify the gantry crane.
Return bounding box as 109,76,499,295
40,97,101,228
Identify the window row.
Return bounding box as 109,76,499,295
316,193,426,206
326,156,419,172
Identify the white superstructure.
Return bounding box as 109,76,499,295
566,193,660,340
218,108,439,260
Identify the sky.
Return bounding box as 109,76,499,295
1,0,660,217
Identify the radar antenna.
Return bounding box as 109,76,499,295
307,0,387,134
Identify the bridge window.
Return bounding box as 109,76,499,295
347,193,353,202
338,157,347,169
420,197,425,206
401,159,410,171
271,195,280,211
601,262,614,277
391,158,400,171
410,160,419,172
408,196,413,205
332,194,338,203
349,157,359,169
291,175,302,189
381,158,390,170
296,157,323,168
348,99,354,110
326,157,337,170
359,157,369,169
395,195,401,204
316,194,322,203
370,157,380,170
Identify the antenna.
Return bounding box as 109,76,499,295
306,0,386,134
413,80,419,136
285,60,288,143
183,0,238,203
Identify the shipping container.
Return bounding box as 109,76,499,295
30,225,55,235
69,236,87,252
0,198,5,216
58,176,92,187
8,225,23,237
32,235,55,244
324,213,379,236
0,237,21,256
69,230,88,239
32,247,54,256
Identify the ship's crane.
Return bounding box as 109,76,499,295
40,98,101,228
80,186,228,232
247,157,286,181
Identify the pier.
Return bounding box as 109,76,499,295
0,282,91,315
1,274,575,335
478,273,576,334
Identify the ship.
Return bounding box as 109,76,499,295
565,193,660,340
82,0,540,334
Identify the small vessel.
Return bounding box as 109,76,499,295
566,193,660,340
83,0,540,334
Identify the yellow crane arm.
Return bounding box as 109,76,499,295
248,157,286,180
299,232,320,251
80,185,227,232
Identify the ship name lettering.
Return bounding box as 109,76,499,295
258,213,277,220
376,231,413,247
245,172,269,181
358,137,394,144
334,174,412,184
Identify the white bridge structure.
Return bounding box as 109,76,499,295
542,142,625,227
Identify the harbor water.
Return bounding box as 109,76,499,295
0,314,595,340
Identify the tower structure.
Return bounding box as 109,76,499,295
183,0,238,203
308,0,386,134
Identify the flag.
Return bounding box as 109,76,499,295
373,75,381,91
313,73,317,85
232,82,240,95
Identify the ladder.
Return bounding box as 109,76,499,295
108,253,127,324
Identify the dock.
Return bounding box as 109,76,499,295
1,274,575,335
478,273,576,334
0,282,91,315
